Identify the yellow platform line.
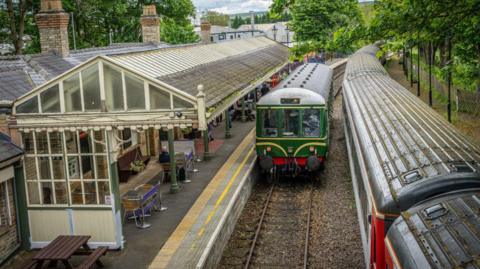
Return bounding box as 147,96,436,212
149,129,255,269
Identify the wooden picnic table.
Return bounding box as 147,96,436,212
32,235,93,269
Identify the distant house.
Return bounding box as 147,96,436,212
195,25,264,43
238,22,294,47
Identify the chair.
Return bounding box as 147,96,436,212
122,197,141,227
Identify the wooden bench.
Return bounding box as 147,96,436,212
76,247,108,269
117,146,150,183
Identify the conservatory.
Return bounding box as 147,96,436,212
11,36,289,248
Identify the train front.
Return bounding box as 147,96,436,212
256,87,329,178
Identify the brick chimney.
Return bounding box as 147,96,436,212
200,21,211,44
140,5,160,44
35,0,70,57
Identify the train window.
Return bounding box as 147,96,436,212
262,110,278,137
283,110,300,137
303,109,320,137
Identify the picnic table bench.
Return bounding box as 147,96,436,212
26,235,107,269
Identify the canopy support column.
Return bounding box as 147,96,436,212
225,110,231,138
168,128,179,193
203,130,210,160
241,97,247,122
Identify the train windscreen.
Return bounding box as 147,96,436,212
261,110,278,137
283,110,300,137
303,109,320,137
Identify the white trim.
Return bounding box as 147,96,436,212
79,71,85,112
144,81,150,111
98,61,106,102
121,71,127,111
59,81,65,113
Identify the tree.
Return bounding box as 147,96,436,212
161,17,198,44
4,0,31,55
205,11,229,26
288,0,362,54
1,0,198,55
270,0,295,18
369,0,480,92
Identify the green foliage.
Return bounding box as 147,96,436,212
205,11,229,26
358,2,375,26
160,17,198,44
288,0,363,53
369,0,480,92
269,0,295,18
1,0,198,54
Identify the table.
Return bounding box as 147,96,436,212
33,235,91,269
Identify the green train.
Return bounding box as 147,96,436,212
256,63,333,178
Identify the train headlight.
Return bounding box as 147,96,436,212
287,147,293,153
309,146,315,152
266,146,272,152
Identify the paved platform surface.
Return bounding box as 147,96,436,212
149,128,256,269
6,119,255,269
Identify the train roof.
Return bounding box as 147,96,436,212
343,46,480,216
386,189,480,269
257,87,326,106
274,63,333,100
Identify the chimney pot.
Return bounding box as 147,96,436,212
140,5,160,44
200,21,211,44
36,0,70,57
40,0,63,12
143,5,157,16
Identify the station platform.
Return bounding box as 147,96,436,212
148,128,256,269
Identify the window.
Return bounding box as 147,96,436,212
125,73,145,110
303,109,320,137
23,130,111,206
40,84,61,113
230,35,233,39
16,96,39,114
0,180,14,227
149,85,171,110
63,74,82,112
104,64,124,111
82,64,101,111
261,110,278,137
121,128,132,149
173,96,194,109
283,110,300,137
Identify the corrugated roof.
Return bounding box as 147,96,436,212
111,37,280,78
159,44,288,107
0,42,169,102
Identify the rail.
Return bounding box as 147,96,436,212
244,181,314,269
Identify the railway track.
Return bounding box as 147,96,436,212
243,180,314,269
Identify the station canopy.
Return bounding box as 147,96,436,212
13,37,289,131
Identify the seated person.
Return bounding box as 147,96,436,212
159,146,170,163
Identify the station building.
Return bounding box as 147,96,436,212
0,0,289,253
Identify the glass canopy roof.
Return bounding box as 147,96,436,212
14,57,196,115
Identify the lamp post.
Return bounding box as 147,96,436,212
272,24,278,41
285,25,290,47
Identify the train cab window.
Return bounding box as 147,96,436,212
303,109,320,137
283,110,300,137
262,110,278,137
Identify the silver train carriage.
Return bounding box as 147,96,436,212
385,189,480,269
342,45,480,268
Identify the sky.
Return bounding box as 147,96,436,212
192,0,371,15
192,0,273,14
